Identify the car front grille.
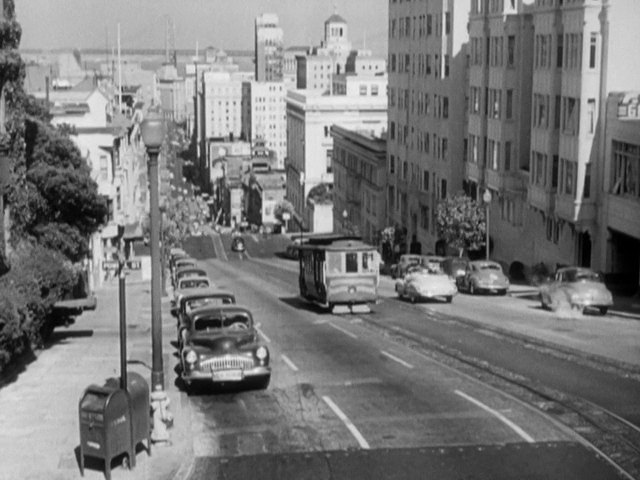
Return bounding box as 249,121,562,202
200,355,254,371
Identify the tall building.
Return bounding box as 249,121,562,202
202,71,243,140
241,81,287,169
387,0,471,255
255,13,284,82
466,0,534,263
285,74,387,232
462,0,640,287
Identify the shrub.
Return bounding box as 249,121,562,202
0,281,30,372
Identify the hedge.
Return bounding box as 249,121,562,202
0,243,77,372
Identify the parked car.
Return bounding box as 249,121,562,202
231,236,246,252
390,254,423,279
458,260,510,295
395,264,457,303
172,257,196,278
171,288,236,346
179,305,271,390
421,255,446,269
539,266,613,315
441,256,470,282
175,275,212,294
173,267,208,287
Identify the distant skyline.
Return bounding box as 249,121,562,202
15,0,388,55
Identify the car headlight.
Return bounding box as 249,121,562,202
185,350,198,364
256,346,268,360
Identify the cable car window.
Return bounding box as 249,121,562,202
327,252,342,273
362,252,376,273
346,252,358,273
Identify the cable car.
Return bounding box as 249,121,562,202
298,234,380,314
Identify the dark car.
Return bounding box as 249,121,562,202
231,237,246,252
173,267,207,287
458,260,510,295
172,288,237,344
441,256,470,282
179,305,270,390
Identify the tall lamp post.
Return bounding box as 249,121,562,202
141,108,171,443
483,189,492,260
299,171,305,242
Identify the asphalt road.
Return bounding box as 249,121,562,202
176,235,626,479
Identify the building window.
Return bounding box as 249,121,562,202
533,94,549,128
584,163,591,198
504,141,512,171
507,35,515,66
589,33,597,69
587,98,596,134
611,140,640,197
552,155,559,189
389,154,395,174
372,84,379,96
423,170,429,191
421,205,430,230
562,96,579,135
441,179,447,199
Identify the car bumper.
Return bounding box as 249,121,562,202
182,365,271,383
414,289,457,298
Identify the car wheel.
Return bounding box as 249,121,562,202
598,307,608,315
445,295,452,303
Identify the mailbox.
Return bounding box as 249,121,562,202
78,372,151,479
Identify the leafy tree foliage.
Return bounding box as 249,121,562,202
436,193,486,257
307,183,332,204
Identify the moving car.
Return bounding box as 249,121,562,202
179,305,271,389
390,254,423,279
539,266,613,315
231,236,246,252
395,264,457,303
458,260,510,295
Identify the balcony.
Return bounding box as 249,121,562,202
486,169,527,194
527,185,555,213
464,162,482,183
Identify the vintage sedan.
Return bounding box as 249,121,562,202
458,260,510,295
390,254,423,279
173,267,208,287
539,266,613,315
179,305,270,389
441,256,470,282
395,265,457,303
172,288,236,344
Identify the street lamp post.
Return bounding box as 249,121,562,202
141,108,171,443
483,189,492,261
299,171,305,243
342,209,348,233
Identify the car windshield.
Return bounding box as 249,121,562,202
185,296,234,312
479,264,501,271
193,313,252,331
180,279,209,289
566,270,603,283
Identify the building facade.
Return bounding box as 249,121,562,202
331,125,388,244
255,13,284,82
387,0,471,255
285,76,387,232
241,81,287,169
202,71,243,141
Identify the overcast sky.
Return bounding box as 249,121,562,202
16,0,389,54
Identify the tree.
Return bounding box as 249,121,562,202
436,193,486,257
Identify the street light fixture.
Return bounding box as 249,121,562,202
482,189,492,261
141,107,171,443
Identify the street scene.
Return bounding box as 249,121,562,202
1,0,640,479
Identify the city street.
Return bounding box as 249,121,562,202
173,234,638,479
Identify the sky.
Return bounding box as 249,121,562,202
15,0,389,54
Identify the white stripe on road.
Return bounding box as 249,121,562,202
328,322,358,339
322,396,370,449
256,326,271,343
455,390,535,443
380,350,414,369
281,354,299,372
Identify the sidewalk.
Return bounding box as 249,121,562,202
0,275,191,480
379,276,640,370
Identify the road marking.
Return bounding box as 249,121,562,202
380,350,414,369
322,396,370,449
281,354,299,372
256,326,271,343
455,390,534,443
328,322,358,339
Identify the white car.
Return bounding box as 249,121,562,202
395,265,458,303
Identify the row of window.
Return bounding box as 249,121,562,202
532,94,596,135
390,12,451,40
467,135,513,172
530,151,592,198
469,87,513,120
611,141,640,199
390,52,450,79
470,36,515,67
390,88,449,119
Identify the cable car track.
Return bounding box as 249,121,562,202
360,316,640,479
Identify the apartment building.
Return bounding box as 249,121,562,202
388,0,471,255
331,125,388,244
241,81,287,169
255,13,284,82
597,92,640,292
202,71,243,140
466,0,535,263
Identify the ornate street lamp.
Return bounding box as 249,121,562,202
141,107,171,443
483,189,492,261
